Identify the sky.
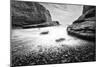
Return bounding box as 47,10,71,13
40,2,83,26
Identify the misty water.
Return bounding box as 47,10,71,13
11,3,87,54
11,25,94,55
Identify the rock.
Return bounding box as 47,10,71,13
55,38,65,42
40,31,49,35
22,21,60,28
67,5,96,41
11,0,52,28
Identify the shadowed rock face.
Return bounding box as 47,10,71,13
67,5,96,41
11,0,52,28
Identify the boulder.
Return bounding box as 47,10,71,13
67,5,96,41
11,0,52,28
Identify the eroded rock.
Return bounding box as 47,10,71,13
67,5,96,41
22,21,60,28
11,0,52,28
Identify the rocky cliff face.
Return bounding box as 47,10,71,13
67,5,96,41
11,0,53,28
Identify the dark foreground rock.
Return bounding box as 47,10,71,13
11,41,95,66
67,5,96,41
11,0,57,28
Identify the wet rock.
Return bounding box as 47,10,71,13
55,38,65,42
22,21,60,28
40,31,49,35
11,0,52,28
67,5,96,41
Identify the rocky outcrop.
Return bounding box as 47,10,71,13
22,21,60,28
11,0,53,28
67,5,96,41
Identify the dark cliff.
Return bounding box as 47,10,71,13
67,5,96,41
11,0,56,28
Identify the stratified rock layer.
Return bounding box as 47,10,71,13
67,5,96,41
11,0,53,28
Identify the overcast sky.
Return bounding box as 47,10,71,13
40,2,83,26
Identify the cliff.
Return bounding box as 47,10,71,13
11,0,58,28
67,5,96,41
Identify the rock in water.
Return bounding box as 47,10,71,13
40,31,49,35
67,5,96,41
55,38,65,42
11,0,52,28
